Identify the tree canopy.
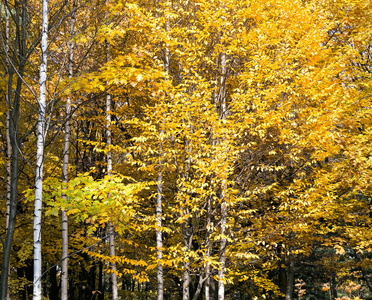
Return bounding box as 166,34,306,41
0,0,371,299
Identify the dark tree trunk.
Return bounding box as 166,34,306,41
98,260,105,300
78,261,88,300
89,263,97,295
279,260,287,300
278,256,294,300
69,277,75,299
17,267,26,300
0,1,27,293
49,265,60,300
331,272,338,300
285,259,295,300
0,40,25,300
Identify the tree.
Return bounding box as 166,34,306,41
61,1,77,299
0,0,371,298
33,0,48,297
0,1,32,297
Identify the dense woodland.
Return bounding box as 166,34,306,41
0,0,371,299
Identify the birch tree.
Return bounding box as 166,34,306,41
105,38,119,300
156,10,170,300
61,1,77,299
103,2,118,295
0,0,369,298
2,3,11,299
217,51,227,300
156,158,164,300
33,0,48,297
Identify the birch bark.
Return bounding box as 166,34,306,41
4,4,11,299
5,112,11,238
156,17,170,300
218,52,227,300
61,1,77,299
4,1,10,236
182,210,191,300
156,168,164,300
33,0,48,298
105,35,119,299
204,195,212,300
182,120,193,300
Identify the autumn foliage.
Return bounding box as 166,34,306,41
0,0,371,299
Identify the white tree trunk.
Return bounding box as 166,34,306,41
156,169,164,300
156,18,170,300
218,52,227,300
205,195,211,300
4,0,11,254
33,0,48,298
5,112,11,300
182,212,192,300
109,221,118,300
183,260,190,300
61,1,77,299
218,198,227,300
105,33,118,299
5,6,11,298
5,112,11,236
106,68,118,300
182,204,191,300
4,1,10,234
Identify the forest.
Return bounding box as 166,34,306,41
0,0,371,299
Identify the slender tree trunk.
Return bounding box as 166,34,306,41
218,197,227,300
182,121,193,300
4,0,10,237
105,35,118,298
156,17,170,300
4,112,11,300
0,66,20,300
61,2,77,299
49,265,59,299
89,263,97,295
156,169,164,300
183,265,190,300
108,221,118,300
33,0,48,297
156,118,165,300
285,259,294,300
331,272,338,300
60,49,70,300
206,54,220,300
103,0,118,294
182,219,191,300
98,260,105,300
0,2,27,297
218,52,227,300
156,99,165,300
106,66,118,300
205,195,212,300
205,261,211,300
5,112,11,235
279,259,287,300
192,271,207,300
4,5,11,298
